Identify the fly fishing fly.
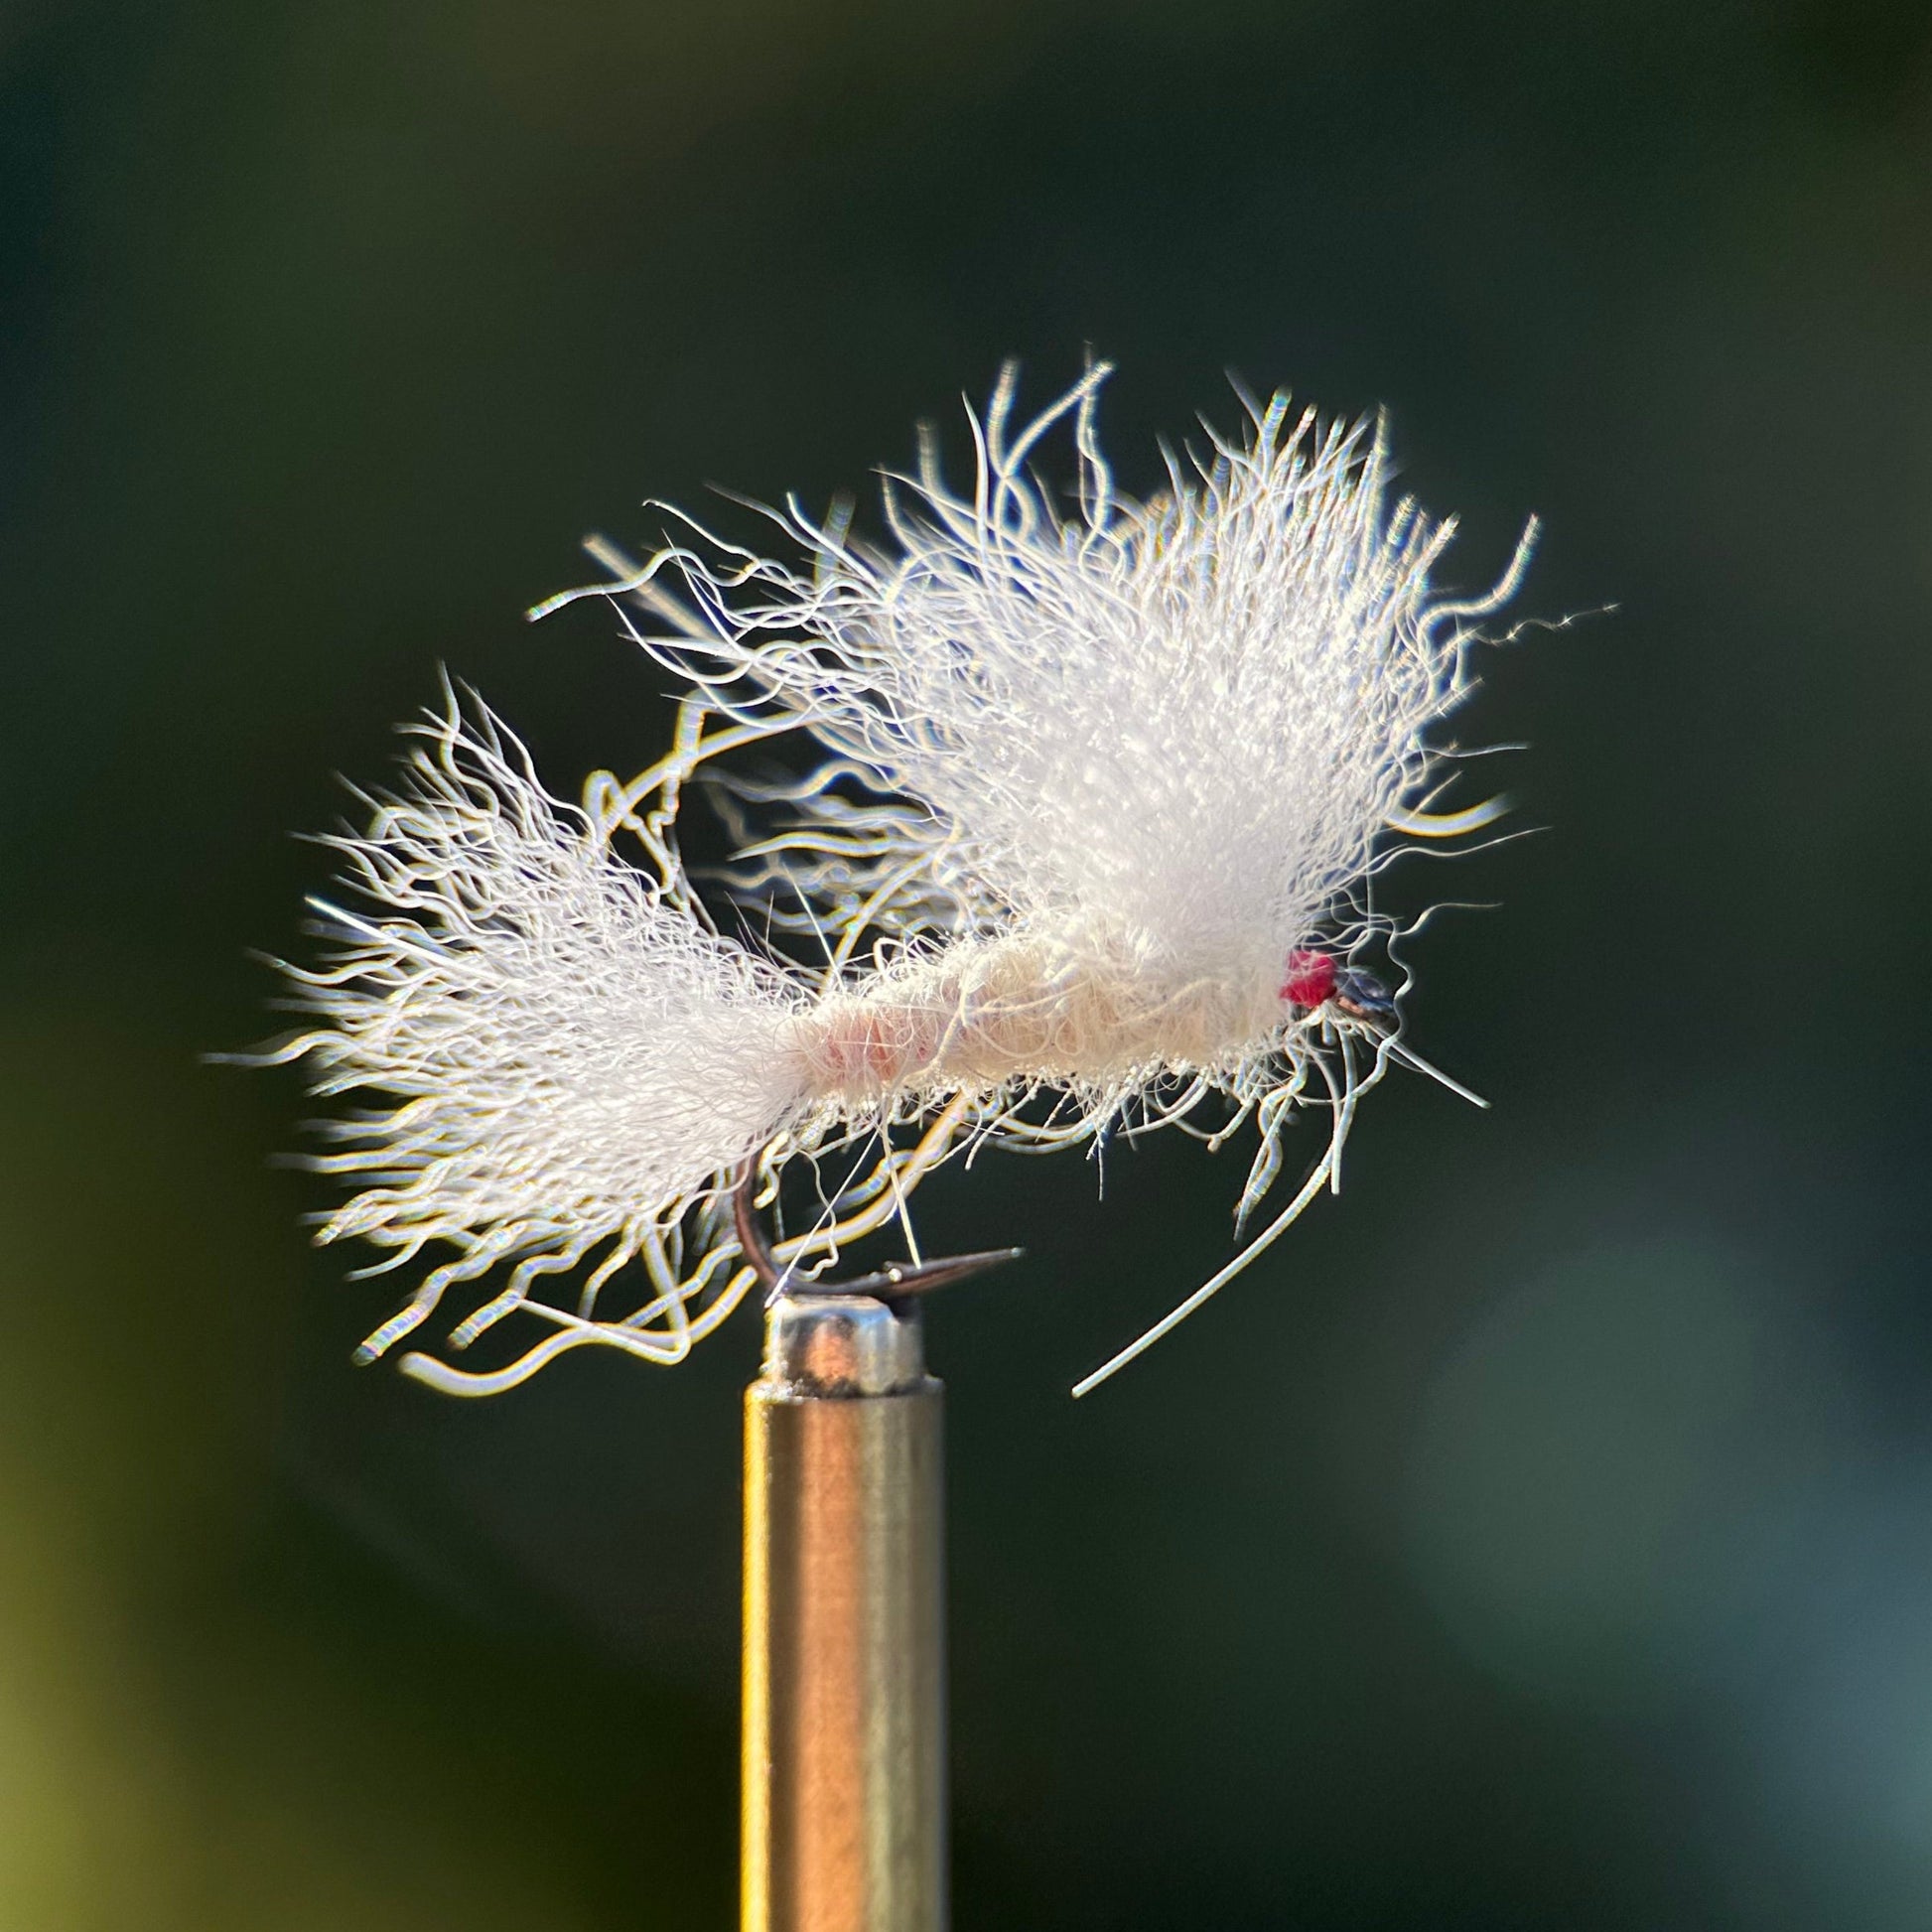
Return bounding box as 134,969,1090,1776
248,362,1536,1396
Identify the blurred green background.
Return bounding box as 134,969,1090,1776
5,0,1932,1924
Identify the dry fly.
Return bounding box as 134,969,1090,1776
243,362,1537,1396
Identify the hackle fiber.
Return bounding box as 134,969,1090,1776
249,362,1536,1395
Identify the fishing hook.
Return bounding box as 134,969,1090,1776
733,1164,1023,1305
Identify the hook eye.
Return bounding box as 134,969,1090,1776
1331,966,1399,1028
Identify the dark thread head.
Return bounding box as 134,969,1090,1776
1280,949,1400,1030
1332,965,1399,1028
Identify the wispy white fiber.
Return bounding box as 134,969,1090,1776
259,363,1535,1394
632,365,1498,994
249,698,816,1363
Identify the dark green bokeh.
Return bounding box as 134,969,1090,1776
5,0,1931,1923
